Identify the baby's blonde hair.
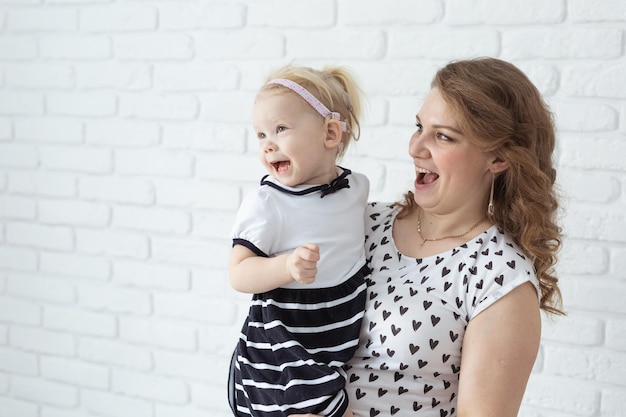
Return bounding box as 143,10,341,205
260,65,363,158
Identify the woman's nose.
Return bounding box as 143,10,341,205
409,130,428,158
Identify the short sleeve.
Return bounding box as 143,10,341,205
467,240,540,321
230,188,280,257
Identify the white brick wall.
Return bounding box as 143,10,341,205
0,1,624,416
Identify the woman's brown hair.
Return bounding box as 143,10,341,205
400,57,563,315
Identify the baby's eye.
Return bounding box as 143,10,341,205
276,125,287,134
257,132,266,140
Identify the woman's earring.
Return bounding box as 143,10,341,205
487,173,495,217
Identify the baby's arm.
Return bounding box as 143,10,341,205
229,243,320,293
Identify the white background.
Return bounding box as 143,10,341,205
0,1,625,416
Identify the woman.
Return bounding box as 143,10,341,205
292,57,563,417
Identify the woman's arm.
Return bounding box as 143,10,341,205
229,243,320,293
457,281,541,417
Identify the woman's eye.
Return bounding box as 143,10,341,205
436,132,452,141
415,122,423,131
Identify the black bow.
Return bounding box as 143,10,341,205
319,173,350,198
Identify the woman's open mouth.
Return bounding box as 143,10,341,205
416,166,439,184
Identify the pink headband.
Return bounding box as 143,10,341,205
267,78,347,132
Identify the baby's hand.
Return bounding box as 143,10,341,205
286,243,319,284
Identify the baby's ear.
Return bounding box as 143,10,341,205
324,119,343,149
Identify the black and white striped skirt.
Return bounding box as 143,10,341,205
231,264,368,417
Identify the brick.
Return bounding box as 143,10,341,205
8,9,77,31
606,318,626,352
41,35,111,60
553,101,618,131
0,297,40,325
541,314,604,346
198,91,253,123
339,0,441,25
0,397,38,417
76,228,149,259
0,144,38,168
154,63,239,91
15,117,82,143
388,29,499,59
47,92,117,117
41,357,108,389
162,123,246,153
359,61,438,95
39,199,110,227
155,404,215,417
544,345,626,386
191,267,232,296
85,120,158,146
445,0,563,24
610,248,626,280
196,153,263,181
9,326,75,356
159,2,244,29
0,195,37,220
191,211,235,240
154,176,239,210
560,276,626,314
120,93,198,120
0,118,11,140
152,237,229,268
154,350,220,381
0,347,38,375
13,375,78,407
40,251,110,281
0,36,37,60
79,337,152,370
114,34,192,60
112,206,189,234
112,369,189,403
249,0,334,27
569,0,626,22
40,145,112,174
113,259,189,290
154,292,235,324
77,283,151,315
6,64,75,89
199,324,241,357
558,168,620,204
558,240,609,275
601,388,626,416
115,148,193,178
80,5,157,31
0,91,44,115
44,306,116,337
79,176,154,205
7,272,75,303
562,63,626,99
82,389,152,417
503,28,622,59
195,32,284,60
0,246,36,271
560,137,626,171
76,62,152,90
288,29,386,59
524,374,600,415
8,171,76,198
120,316,196,350
7,222,73,251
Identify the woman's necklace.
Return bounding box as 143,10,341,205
416,209,486,248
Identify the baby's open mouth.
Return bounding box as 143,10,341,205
416,167,439,184
272,161,290,173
